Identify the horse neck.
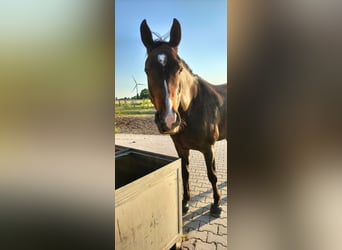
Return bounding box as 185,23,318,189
179,66,198,112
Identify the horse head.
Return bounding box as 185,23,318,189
140,18,184,134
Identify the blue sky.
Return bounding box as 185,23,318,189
115,0,227,99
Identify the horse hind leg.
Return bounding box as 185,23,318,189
204,145,222,217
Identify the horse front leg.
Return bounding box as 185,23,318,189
204,144,222,217
181,153,190,214
174,146,190,214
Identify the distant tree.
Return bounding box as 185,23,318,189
140,88,150,99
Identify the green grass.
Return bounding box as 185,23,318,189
115,99,155,116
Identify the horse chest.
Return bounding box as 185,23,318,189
172,118,217,150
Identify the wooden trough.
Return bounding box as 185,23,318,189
115,145,182,250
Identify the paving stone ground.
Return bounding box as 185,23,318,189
115,134,227,250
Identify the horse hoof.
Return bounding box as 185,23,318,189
210,203,222,218
182,202,189,214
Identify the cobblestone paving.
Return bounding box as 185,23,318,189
115,134,227,250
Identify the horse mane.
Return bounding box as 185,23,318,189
177,55,225,107
198,78,225,107
178,57,197,77
178,56,224,108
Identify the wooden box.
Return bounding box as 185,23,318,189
115,146,182,250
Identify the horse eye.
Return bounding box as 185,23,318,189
179,67,183,73
145,69,149,75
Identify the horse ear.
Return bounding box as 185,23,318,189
140,19,154,50
169,18,181,47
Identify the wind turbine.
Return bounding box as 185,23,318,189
131,75,144,99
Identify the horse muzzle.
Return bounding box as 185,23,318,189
155,111,181,134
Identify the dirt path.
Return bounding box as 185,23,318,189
115,115,160,135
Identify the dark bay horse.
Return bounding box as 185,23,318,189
140,18,227,217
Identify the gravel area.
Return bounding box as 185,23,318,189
115,115,159,135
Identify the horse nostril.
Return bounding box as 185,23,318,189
165,113,177,129
160,122,169,132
